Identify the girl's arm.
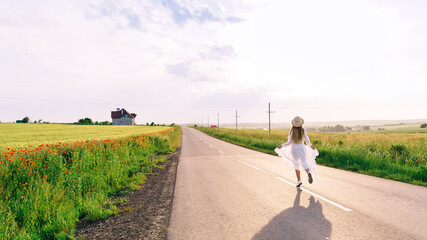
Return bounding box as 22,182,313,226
304,129,316,150
278,130,292,148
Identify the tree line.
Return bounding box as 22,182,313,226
16,117,48,124
74,118,111,125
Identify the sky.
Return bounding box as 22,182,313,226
1,0,426,125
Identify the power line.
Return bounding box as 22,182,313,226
341,44,427,82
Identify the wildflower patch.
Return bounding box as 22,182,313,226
0,127,180,239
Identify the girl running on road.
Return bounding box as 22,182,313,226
275,116,318,187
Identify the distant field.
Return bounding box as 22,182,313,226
0,123,172,151
217,119,427,131
196,127,427,186
371,123,427,133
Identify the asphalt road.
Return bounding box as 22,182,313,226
168,127,426,240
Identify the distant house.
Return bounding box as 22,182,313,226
111,108,137,125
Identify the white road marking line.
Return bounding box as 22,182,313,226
276,177,352,212
236,160,261,170
197,130,352,212
200,139,223,153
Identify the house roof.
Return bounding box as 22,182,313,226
111,108,137,119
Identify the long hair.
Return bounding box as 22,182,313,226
291,126,304,143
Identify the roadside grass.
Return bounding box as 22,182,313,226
0,126,181,239
0,123,173,152
195,127,427,187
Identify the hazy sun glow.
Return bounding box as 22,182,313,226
1,0,426,124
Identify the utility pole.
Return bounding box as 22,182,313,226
267,102,275,136
217,113,219,128
235,110,240,133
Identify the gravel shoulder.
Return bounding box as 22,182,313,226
75,147,181,240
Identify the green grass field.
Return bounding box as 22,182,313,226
0,123,173,151
196,127,427,187
0,124,181,239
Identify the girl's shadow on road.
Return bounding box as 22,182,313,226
252,189,331,240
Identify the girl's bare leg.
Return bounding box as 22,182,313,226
295,170,301,181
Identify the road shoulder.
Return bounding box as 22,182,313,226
75,148,181,239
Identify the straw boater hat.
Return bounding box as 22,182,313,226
291,116,304,127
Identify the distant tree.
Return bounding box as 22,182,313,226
22,116,30,123
421,123,427,128
318,126,329,132
100,121,110,125
34,120,37,123
362,126,370,131
150,122,155,126
319,125,351,132
345,126,352,131
319,126,333,132
334,124,346,132
306,127,317,132
95,121,99,125
77,117,93,125
38,119,43,123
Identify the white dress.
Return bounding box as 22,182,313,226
274,129,318,172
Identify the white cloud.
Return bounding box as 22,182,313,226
0,0,426,124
